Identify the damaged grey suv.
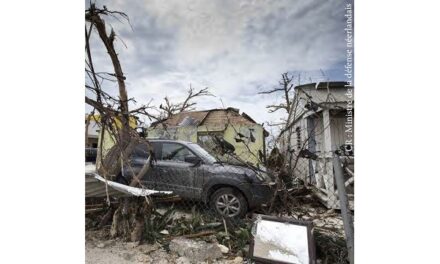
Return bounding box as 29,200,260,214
118,139,275,218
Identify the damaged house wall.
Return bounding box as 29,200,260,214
147,108,268,166
280,82,354,209
94,115,138,168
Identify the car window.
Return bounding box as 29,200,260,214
189,143,217,163
132,142,161,159
133,144,150,159
161,143,196,162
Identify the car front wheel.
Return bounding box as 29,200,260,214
210,187,248,218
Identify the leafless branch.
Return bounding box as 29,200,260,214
155,85,213,120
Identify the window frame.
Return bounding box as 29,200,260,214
159,142,199,163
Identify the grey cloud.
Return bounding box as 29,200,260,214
87,0,351,124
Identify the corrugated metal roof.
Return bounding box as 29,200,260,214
153,110,210,127
85,174,127,198
296,82,354,105
178,116,200,126
152,108,259,128
295,81,352,90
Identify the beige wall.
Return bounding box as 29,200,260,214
147,123,266,166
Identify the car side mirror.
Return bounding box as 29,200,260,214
185,156,202,166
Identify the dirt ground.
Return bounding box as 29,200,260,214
85,188,349,264
85,230,246,264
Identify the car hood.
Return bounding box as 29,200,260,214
212,163,273,183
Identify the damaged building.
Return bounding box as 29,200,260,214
85,115,100,148
280,82,354,209
147,108,269,166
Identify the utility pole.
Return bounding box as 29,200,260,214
333,153,354,264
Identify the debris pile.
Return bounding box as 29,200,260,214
169,237,223,262
86,230,247,264
86,183,350,264
261,183,350,264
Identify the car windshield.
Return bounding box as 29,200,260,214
189,143,218,164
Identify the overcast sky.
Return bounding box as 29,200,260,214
87,0,351,127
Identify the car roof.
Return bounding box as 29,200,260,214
146,139,193,145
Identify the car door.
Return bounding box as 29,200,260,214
154,142,200,199
123,143,160,189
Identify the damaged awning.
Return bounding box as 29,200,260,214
86,172,172,197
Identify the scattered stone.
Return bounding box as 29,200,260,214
136,254,152,263
325,218,343,226
153,258,169,264
206,235,218,243
150,248,173,263
137,243,160,254
103,240,116,247
232,256,243,263
124,241,140,249
160,229,170,235
176,256,191,264
218,244,229,254
121,252,134,261
169,238,223,262
316,208,326,214
96,243,105,248
313,219,326,227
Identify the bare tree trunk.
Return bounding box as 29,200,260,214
110,205,122,238
86,6,132,180
86,5,154,242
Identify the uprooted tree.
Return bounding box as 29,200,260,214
85,4,214,241
85,4,156,241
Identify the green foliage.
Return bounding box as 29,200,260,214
168,206,217,236
143,206,175,244
314,229,349,264
216,221,251,253
142,205,253,254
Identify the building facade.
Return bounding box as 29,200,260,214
147,108,269,166
280,82,354,209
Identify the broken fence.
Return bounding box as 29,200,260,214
85,146,353,263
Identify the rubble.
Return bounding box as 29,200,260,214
169,237,223,262
85,182,349,264
213,256,244,264
149,248,175,264
232,257,244,263
96,243,105,248
159,229,170,235
133,243,160,254
314,228,349,264
218,244,230,254
176,256,191,264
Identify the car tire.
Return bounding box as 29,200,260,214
210,187,248,218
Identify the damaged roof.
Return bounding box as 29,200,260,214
295,81,354,105
151,108,261,128
152,110,210,127
295,81,352,90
